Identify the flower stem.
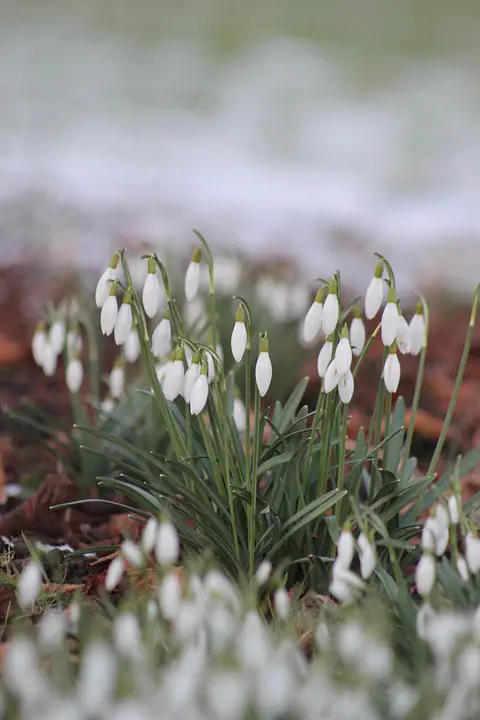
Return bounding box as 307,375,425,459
249,388,261,578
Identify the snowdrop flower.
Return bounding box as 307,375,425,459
337,527,355,569
317,338,333,378
38,610,67,651
3,638,41,700
95,251,120,308
233,397,247,432
32,322,48,366
255,560,272,586
358,533,376,579
274,588,290,620
432,503,450,556
465,532,480,574
381,288,399,347
17,560,42,610
100,283,118,336
383,345,400,393
206,348,216,383
78,642,117,716
152,311,172,359
421,517,436,551
255,333,272,397
335,326,352,375
114,290,133,346
409,303,425,357
415,551,436,597
163,347,185,401
338,370,354,404
124,328,141,363
109,359,125,399
457,555,469,581
448,494,460,524
324,359,340,393
121,539,144,568
416,602,435,640
49,318,66,355
101,395,115,413
114,612,142,659
190,364,209,415
365,261,385,319
350,309,366,356
185,247,201,302
141,517,158,553
303,287,326,343
396,312,410,355
322,278,339,336
105,556,125,591
155,519,180,566
66,357,83,394
159,572,182,620
329,566,364,604
42,341,57,377
231,305,248,362
183,355,201,403
207,670,248,720
142,256,164,318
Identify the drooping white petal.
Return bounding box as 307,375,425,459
381,302,399,347
255,351,272,397
421,518,436,551
466,532,480,574
396,315,410,355
322,294,339,336
383,353,400,393
457,555,469,581
163,359,184,401
415,553,436,597
105,556,125,591
95,267,117,308
190,374,209,415
114,303,133,346
121,540,144,568
317,341,333,378
338,370,354,404
109,365,125,399
274,588,290,620
49,320,66,355
42,342,58,377
158,572,182,620
231,321,247,362
409,313,425,356
448,495,460,525
358,533,376,579
335,337,352,375
17,560,42,610
206,350,215,383
324,359,340,393
365,276,384,319
337,530,354,569
152,318,172,359
100,295,118,336
124,330,141,363
433,504,450,556
303,301,323,343
183,362,201,403
32,327,48,366
185,261,200,302
155,521,180,566
233,397,247,432
142,273,163,318
66,358,83,393
255,561,272,586
350,317,366,356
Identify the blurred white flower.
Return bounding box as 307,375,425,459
32,323,48,366
158,572,182,620
448,495,460,524
329,566,364,604
141,517,158,554
233,397,247,432
465,532,480,574
110,363,125,399
358,533,376,579
78,642,116,715
114,612,142,659
49,319,66,356
255,560,272,586
457,555,469,581
38,610,67,651
155,520,180,566
206,670,248,720
42,341,58,377
114,300,133,346
121,539,144,568
274,588,290,620
415,552,436,597
105,556,125,591
17,560,42,610
337,529,355,569
66,358,83,394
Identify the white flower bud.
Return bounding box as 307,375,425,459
100,294,118,336
124,329,141,363
335,336,352,375
324,359,340,393
365,270,384,319
78,642,116,715
114,301,133,346
32,324,48,366
255,560,272,586
448,495,460,524
415,553,436,597
381,299,399,347
317,340,333,378
190,372,209,415
121,539,144,568
105,556,125,591
231,321,247,363
421,518,436,551
66,358,83,393
141,517,158,553
350,316,366,356
396,314,410,355
303,290,325,343
416,602,435,640
457,555,469,581
42,341,58,377
383,351,400,393
49,320,66,356
337,529,355,569
163,358,184,401
38,610,67,651
233,397,247,432
206,349,216,383
465,532,480,574
183,361,201,403
17,560,42,610
274,588,290,620
185,253,201,302
158,572,182,620
338,370,354,404
155,520,179,566
329,566,364,605
409,308,425,357
142,270,163,318
433,504,449,556
322,292,339,336
114,612,142,658
358,533,376,579
109,364,125,399
255,351,272,397
152,317,172,359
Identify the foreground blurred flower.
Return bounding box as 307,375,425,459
383,345,400,393
49,318,66,356
322,278,339,336
159,572,182,620
124,328,141,363
155,520,180,566
317,338,333,378
95,251,120,308
381,289,399,347
396,312,410,355
163,347,185,401
350,309,366,356
185,247,201,302
329,566,364,605
338,370,354,404
255,560,272,586
32,322,48,366
409,303,425,356
141,517,158,554
100,283,118,336
358,533,376,579
78,642,117,716
17,560,42,610
457,555,470,581
415,552,436,597
142,256,164,318
365,262,384,319
231,305,248,362
66,357,83,394
465,532,480,574
233,397,247,432
190,364,209,415
109,359,125,399
337,527,355,569
105,556,125,591
274,588,290,620
114,290,133,346
152,311,172,359
303,287,325,343
121,539,144,568
256,334,272,397
42,340,58,377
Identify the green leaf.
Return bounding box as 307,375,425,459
385,396,405,473
256,452,294,477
